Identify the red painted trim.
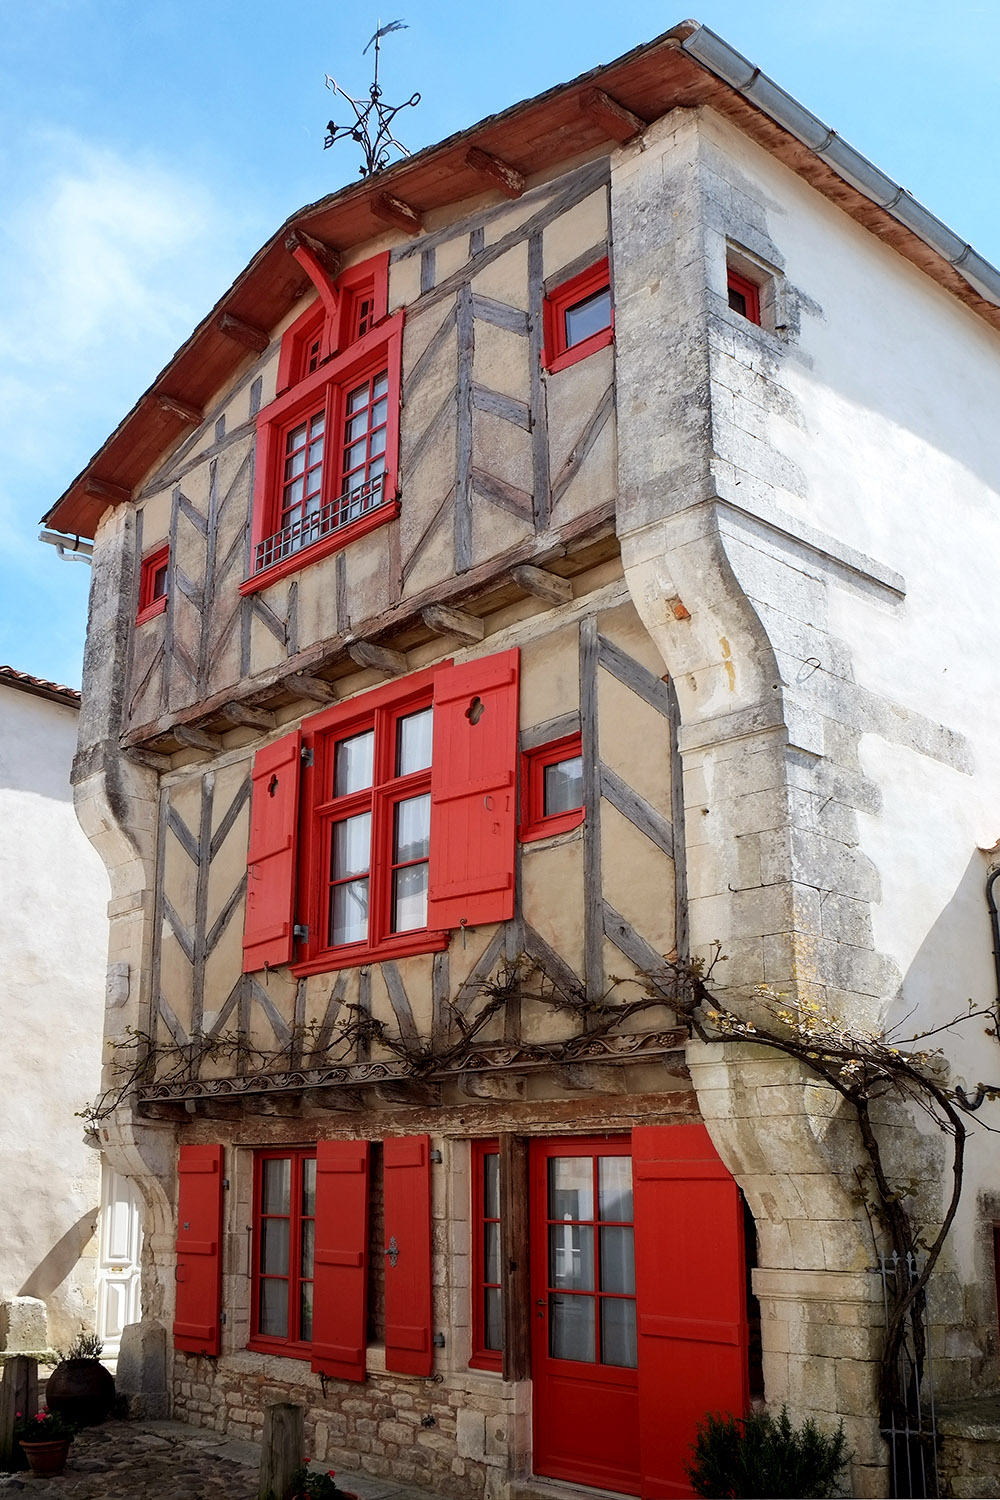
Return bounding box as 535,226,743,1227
384,1134,434,1376
470,1139,502,1372
294,664,449,972
245,308,404,592
249,1146,316,1358
174,1143,225,1357
276,299,330,395
727,268,761,325
136,543,170,624
542,257,613,374
335,250,390,350
519,732,585,842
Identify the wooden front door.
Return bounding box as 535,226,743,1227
530,1137,640,1495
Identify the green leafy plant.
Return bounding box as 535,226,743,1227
291,1466,355,1500
15,1408,78,1442
686,1408,849,1499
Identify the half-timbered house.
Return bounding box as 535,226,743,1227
48,21,1000,1498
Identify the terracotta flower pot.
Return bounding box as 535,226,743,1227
45,1357,116,1426
19,1438,70,1475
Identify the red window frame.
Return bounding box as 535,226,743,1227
542,258,613,374
519,733,585,842
136,543,169,624
243,252,399,595
294,666,450,975
250,1147,317,1358
727,269,761,325
471,1139,503,1371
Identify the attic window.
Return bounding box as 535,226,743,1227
136,544,169,624
543,258,614,373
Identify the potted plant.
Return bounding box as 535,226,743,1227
45,1329,116,1426
291,1466,359,1500
15,1407,77,1475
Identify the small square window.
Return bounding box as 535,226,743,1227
543,259,613,373
727,269,761,326
520,733,585,842
136,543,169,624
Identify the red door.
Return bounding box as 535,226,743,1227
530,1137,640,1495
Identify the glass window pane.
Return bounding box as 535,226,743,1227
308,437,324,465
310,411,325,436
564,287,611,348
300,1219,315,1281
397,708,432,775
370,426,387,457
261,1158,290,1215
347,382,369,413
371,397,388,428
286,421,307,452
301,1158,316,1216
299,1280,314,1344
331,877,369,945
392,863,428,933
601,1297,637,1368
543,755,583,816
484,1221,500,1285
483,1152,499,1221
548,1156,593,1222
598,1157,633,1222
484,1286,503,1351
334,730,374,795
549,1223,594,1291
286,447,306,478
373,372,389,398
332,812,371,879
152,564,168,598
347,411,370,442
345,439,368,471
599,1226,635,1295
261,1218,290,1276
550,1293,595,1363
394,794,430,862
259,1277,288,1338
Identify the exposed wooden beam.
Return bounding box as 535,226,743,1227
83,476,132,505
215,312,270,354
580,86,647,144
124,748,172,773
372,192,423,237
511,563,573,605
220,701,276,732
173,724,223,754
156,394,203,426
465,146,525,200
284,228,342,280
286,673,338,704
421,604,485,644
348,641,407,676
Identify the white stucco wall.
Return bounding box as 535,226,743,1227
0,680,109,1348
697,108,1000,1270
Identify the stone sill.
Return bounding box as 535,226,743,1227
509,1480,634,1500
937,1390,1000,1440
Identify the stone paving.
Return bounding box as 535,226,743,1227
0,1419,446,1500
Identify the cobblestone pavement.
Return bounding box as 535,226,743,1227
0,1419,445,1500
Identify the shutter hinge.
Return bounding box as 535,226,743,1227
429,1150,443,1164
433,1331,446,1348
301,746,314,767
222,1178,230,1190
293,924,309,943
220,1312,227,1325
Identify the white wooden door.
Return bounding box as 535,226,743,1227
95,1162,143,1360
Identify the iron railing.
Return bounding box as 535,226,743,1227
878,1250,939,1498
254,474,385,574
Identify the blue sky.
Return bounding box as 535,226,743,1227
3,0,999,688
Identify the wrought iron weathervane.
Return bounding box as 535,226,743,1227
324,19,420,177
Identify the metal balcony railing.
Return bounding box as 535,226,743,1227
253,474,386,574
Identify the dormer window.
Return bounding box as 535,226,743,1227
242,251,402,595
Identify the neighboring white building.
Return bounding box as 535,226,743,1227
0,666,125,1354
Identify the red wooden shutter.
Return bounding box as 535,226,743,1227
242,731,302,972
311,1139,370,1383
383,1134,434,1376
427,648,519,931
633,1124,749,1499
174,1143,224,1356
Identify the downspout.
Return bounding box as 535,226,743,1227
39,529,94,564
